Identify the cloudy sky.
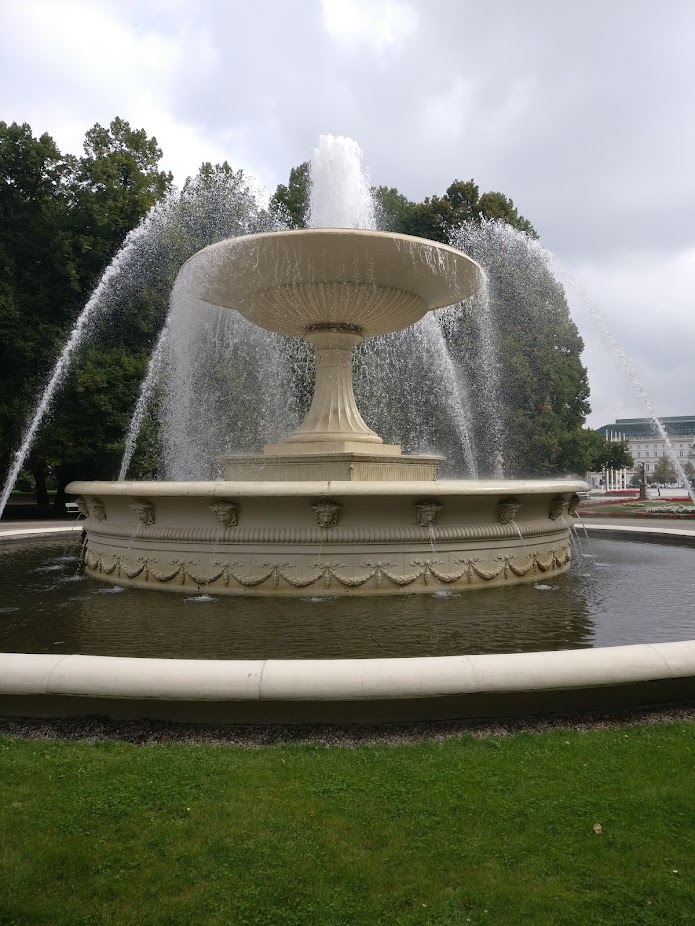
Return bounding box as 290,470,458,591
2,0,694,428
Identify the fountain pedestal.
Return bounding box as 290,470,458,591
222,325,443,481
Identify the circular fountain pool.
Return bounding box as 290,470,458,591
2,536,694,660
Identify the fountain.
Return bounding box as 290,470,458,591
1,137,694,725
66,226,585,596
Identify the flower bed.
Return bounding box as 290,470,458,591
578,499,695,519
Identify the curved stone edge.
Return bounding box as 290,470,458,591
580,523,695,545
0,525,81,542
2,642,695,703
66,479,588,498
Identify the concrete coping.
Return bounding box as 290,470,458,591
2,643,695,703
65,479,588,498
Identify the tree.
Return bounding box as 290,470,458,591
68,117,173,286
399,180,537,242
0,122,81,497
584,434,633,471
683,460,695,481
373,186,415,232
448,220,592,476
270,161,309,228
0,119,173,507
652,455,677,485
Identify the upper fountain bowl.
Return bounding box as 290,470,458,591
184,228,483,338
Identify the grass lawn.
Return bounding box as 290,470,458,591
2,722,695,925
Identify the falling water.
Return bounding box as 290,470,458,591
448,222,507,469
0,193,179,519
157,262,300,479
533,242,695,504
118,317,170,480
118,170,289,478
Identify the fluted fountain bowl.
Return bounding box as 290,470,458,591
186,228,483,338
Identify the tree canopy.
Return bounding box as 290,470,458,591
0,119,173,503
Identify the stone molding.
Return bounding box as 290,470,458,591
84,518,569,546
84,544,571,591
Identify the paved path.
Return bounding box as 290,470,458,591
580,516,695,532
0,520,83,541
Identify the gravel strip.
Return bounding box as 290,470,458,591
1,706,695,748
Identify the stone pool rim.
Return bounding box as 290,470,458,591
1,521,694,724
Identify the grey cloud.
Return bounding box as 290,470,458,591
2,0,694,423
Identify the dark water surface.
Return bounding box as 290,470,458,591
0,537,693,659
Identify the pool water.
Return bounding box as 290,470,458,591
0,537,693,659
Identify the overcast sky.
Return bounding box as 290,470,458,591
2,0,694,429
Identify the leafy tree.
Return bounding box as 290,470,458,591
583,433,633,471
270,161,309,228
683,460,695,481
0,122,81,500
373,186,415,233
0,119,173,508
448,221,591,476
68,117,173,286
399,180,537,242
652,455,677,484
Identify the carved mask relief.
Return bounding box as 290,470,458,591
414,500,442,526
312,500,342,528
210,500,239,527
130,498,156,525
497,498,521,524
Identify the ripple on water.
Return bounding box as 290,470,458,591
95,586,125,595
184,594,217,603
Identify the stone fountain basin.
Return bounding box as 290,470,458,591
2,521,695,723
184,229,483,338
67,478,586,596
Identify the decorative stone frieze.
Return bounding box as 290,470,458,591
497,497,521,524
129,498,155,525
83,543,571,593
209,499,239,526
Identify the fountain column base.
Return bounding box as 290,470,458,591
221,450,444,482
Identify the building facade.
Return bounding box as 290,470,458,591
596,416,695,480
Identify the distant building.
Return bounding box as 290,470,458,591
596,416,695,477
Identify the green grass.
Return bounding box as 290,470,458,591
2,723,695,925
